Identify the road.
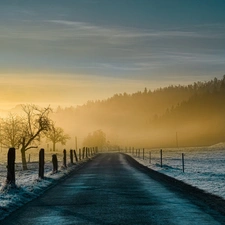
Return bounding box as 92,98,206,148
1,153,225,225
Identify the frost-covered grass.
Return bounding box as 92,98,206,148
129,143,225,199
0,149,90,221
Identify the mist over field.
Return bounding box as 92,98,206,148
2,76,224,150
55,76,225,148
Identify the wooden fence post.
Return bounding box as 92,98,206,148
182,153,185,172
6,147,16,186
70,149,73,164
39,148,45,179
79,148,81,160
63,149,67,168
52,154,58,173
82,147,85,159
74,149,78,162
160,149,163,167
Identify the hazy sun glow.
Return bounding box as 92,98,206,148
0,71,210,110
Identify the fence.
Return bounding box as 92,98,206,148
130,148,186,172
128,148,186,172
118,145,225,176
0,146,99,187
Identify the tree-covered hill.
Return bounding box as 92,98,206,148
52,76,225,148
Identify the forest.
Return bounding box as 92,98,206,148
51,75,225,148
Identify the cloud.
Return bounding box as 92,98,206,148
46,19,224,39
1,18,225,82
1,18,224,47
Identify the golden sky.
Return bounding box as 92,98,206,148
0,0,225,109
0,72,155,109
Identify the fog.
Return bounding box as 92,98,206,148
1,76,225,151
50,76,225,149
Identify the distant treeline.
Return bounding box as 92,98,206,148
53,76,225,148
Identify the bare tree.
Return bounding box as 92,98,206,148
0,104,52,170
45,123,70,151
19,104,52,170
0,114,24,149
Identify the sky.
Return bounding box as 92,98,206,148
0,0,225,109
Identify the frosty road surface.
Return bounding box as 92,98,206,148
1,153,225,225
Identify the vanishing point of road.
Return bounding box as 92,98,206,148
1,153,225,225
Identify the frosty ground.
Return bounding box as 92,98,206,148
130,143,225,199
1,144,225,221
0,150,90,221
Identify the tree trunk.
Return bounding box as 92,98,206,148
39,148,45,179
21,147,28,170
7,148,16,186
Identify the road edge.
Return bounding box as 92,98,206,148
123,153,225,219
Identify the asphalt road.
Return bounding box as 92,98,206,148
1,153,225,225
